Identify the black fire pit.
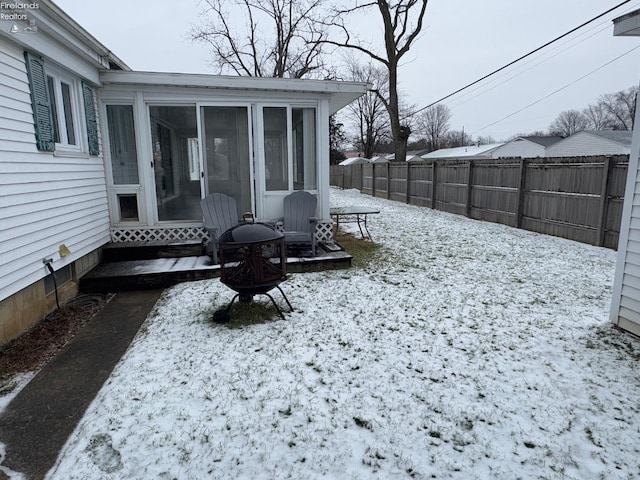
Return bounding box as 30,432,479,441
214,222,293,322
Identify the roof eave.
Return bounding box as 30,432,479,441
99,70,368,112
613,9,640,36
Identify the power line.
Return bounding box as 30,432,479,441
470,43,640,135
407,0,633,118
445,21,615,110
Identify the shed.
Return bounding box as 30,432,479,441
0,0,367,344
339,157,370,165
610,10,640,336
544,130,632,157
490,136,563,158
370,156,390,163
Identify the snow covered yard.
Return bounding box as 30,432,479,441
47,187,640,479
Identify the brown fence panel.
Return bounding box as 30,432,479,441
435,161,468,216
603,158,629,248
361,164,373,195
407,162,432,206
522,157,606,245
389,163,408,202
328,155,629,250
372,163,388,198
469,160,521,227
330,165,343,188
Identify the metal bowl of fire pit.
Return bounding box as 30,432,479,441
214,222,292,321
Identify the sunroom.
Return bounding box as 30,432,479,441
99,71,367,244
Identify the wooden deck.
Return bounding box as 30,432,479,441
80,241,352,293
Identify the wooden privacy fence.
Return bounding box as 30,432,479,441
330,155,629,249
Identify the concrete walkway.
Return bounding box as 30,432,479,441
0,290,163,480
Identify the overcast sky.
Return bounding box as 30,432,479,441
54,0,640,141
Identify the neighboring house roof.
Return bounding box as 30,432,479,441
583,130,633,146
521,136,564,147
384,150,430,161
489,136,563,159
545,130,633,157
421,143,505,159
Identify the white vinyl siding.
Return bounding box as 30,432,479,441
0,46,37,154
616,173,640,334
491,139,545,159
610,87,640,334
0,37,110,303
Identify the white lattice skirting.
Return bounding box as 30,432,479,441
110,227,207,243
315,220,334,243
110,222,335,244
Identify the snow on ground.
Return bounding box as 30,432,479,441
46,187,640,479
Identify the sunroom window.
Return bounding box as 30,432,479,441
292,107,316,190
263,106,317,192
264,107,289,191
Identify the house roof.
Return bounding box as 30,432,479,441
99,71,368,114
583,130,633,146
520,136,563,147
384,150,430,160
421,143,505,159
613,8,640,36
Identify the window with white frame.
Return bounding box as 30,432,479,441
23,51,100,155
46,67,82,150
263,106,317,192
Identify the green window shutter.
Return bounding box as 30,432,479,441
24,51,55,152
82,82,100,156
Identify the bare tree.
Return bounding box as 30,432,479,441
548,109,589,137
415,103,451,152
475,135,496,146
598,86,638,130
190,0,329,78
582,103,612,130
323,0,429,162
441,129,472,148
343,59,391,158
507,131,548,140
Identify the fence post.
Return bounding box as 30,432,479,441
372,164,376,197
515,158,528,228
596,156,613,247
387,162,391,200
465,160,474,217
405,162,411,204
431,161,438,209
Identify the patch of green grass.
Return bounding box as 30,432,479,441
334,231,383,268
212,299,283,328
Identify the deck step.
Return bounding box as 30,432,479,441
80,256,219,292
101,240,203,262
81,248,352,293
